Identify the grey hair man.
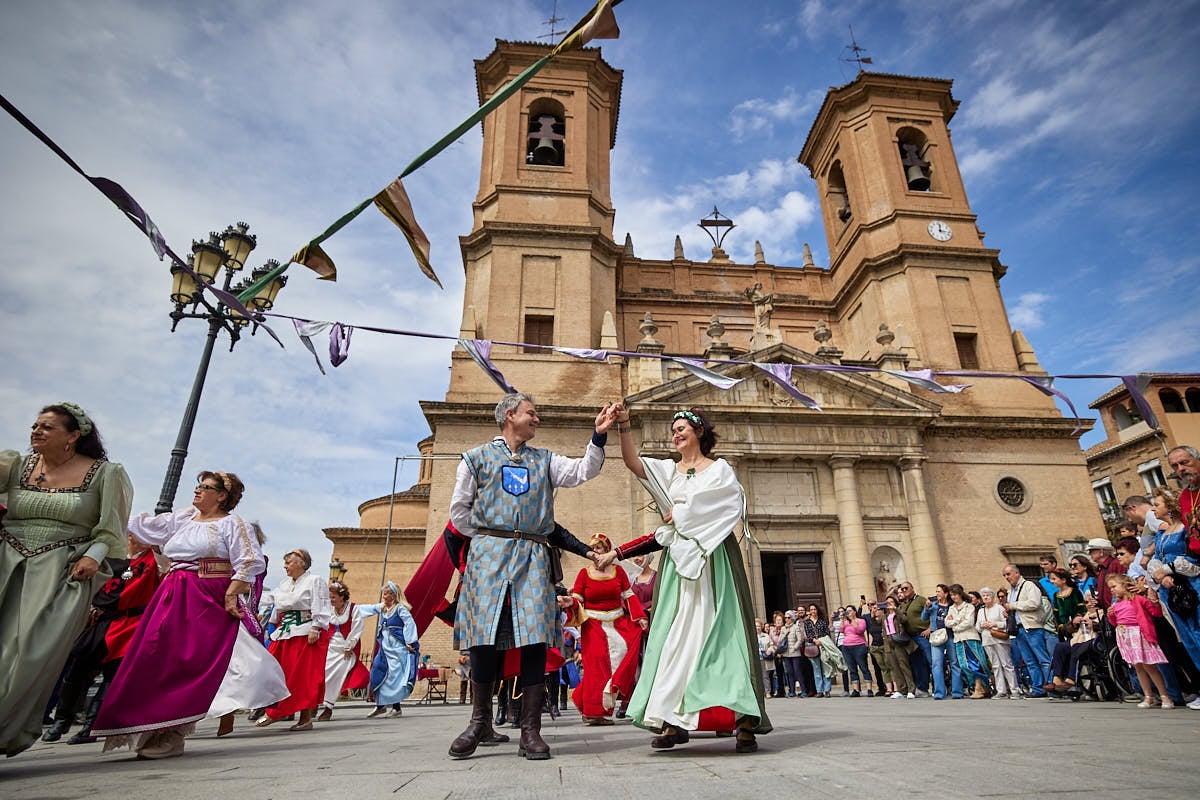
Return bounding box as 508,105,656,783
447,393,618,760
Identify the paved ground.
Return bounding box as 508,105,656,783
5,693,1199,799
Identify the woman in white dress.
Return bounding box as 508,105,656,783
92,471,287,759
599,406,771,754
317,580,369,721
256,548,332,731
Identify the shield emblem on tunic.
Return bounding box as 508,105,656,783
501,465,530,496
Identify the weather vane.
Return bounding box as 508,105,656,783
840,26,873,73
537,0,566,45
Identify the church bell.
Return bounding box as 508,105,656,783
905,164,931,191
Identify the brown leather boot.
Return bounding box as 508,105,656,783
449,681,508,758
516,682,551,760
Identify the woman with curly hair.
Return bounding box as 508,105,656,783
317,580,370,721
598,405,771,754
93,471,287,759
1147,486,1200,681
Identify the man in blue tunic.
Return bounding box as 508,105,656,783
448,393,616,760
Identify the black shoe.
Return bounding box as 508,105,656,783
67,729,97,745
851,690,861,697
42,719,71,742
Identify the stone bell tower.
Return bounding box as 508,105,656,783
449,41,625,405
798,72,1048,414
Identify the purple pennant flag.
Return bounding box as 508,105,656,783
0,92,282,346
1019,375,1083,435
557,347,610,361
459,339,517,394
293,319,331,374
1122,374,1160,430
885,368,971,394
675,358,744,391
330,323,353,367
754,363,822,411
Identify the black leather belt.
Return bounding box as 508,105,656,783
477,527,549,546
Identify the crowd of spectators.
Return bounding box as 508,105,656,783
756,447,1200,711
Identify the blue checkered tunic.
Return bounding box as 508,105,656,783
454,442,558,650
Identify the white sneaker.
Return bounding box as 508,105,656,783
890,692,903,699
993,692,1008,699
906,692,916,699
1187,697,1200,710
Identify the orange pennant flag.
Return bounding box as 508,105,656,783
373,176,442,289
290,242,337,281
552,0,620,54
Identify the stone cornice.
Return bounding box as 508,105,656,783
928,415,1094,440
420,400,613,431
357,483,430,516
323,527,426,543
831,237,1005,305
459,220,621,255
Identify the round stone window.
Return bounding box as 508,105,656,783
993,476,1031,513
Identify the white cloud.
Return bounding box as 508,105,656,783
729,89,819,140
1008,291,1051,330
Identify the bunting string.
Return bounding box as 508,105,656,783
0,91,280,346
232,0,624,302
260,311,1166,434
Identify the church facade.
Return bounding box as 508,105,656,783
327,41,1104,666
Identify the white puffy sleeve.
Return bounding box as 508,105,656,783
127,507,194,548
223,514,265,583
310,574,333,630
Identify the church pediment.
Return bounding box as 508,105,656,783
626,342,943,416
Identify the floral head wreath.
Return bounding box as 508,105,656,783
673,410,704,428
56,402,93,436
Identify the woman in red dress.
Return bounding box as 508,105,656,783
567,533,647,725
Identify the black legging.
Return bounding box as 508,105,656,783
469,644,547,689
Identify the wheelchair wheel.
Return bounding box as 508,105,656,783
1106,647,1134,697
1075,660,1104,701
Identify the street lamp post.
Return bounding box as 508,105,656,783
153,222,288,514
329,557,347,582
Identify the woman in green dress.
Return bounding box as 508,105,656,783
0,403,132,757
599,405,770,753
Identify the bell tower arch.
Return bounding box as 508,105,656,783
450,41,623,404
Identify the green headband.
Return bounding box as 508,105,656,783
56,402,93,436
673,410,704,428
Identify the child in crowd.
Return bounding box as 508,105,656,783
1106,574,1172,709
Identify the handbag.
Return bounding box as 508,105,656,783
803,643,820,658
929,627,948,646
988,626,1010,641
1005,607,1020,637
564,660,581,688
1168,582,1199,619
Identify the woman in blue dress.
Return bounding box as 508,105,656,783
1148,487,1200,677
359,581,418,718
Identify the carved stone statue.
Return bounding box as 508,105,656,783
744,282,774,333
875,560,898,601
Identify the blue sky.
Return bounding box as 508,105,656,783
1,0,1197,583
